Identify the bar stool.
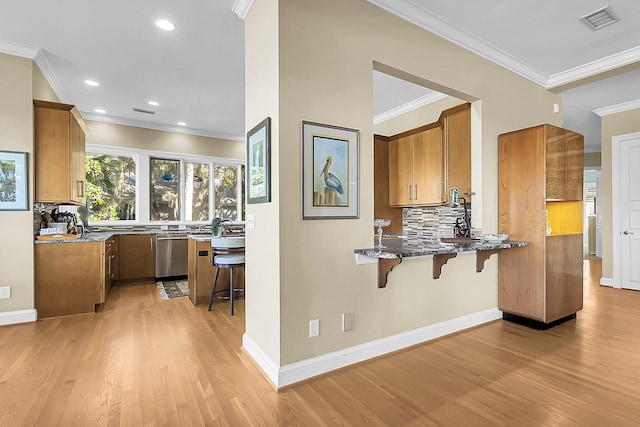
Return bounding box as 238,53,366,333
208,236,245,315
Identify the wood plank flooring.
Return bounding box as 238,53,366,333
1,260,640,426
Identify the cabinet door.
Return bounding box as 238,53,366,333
565,131,584,201
545,126,567,200
545,234,583,322
35,106,72,203
446,106,471,200
70,116,86,205
119,234,156,282
413,127,443,205
388,135,414,206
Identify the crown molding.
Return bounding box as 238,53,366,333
232,0,255,20
593,99,640,117
0,38,39,58
547,46,640,89
368,0,640,90
367,0,549,86
81,112,245,141
33,50,67,102
374,91,448,124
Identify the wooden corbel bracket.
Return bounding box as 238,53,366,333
476,249,499,273
433,253,458,279
378,257,402,288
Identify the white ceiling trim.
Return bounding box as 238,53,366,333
374,92,448,124
592,99,640,117
367,0,549,86
0,38,39,58
368,0,640,90
80,112,245,142
547,46,640,89
33,50,67,102
232,0,255,20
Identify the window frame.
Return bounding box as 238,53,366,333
86,144,244,226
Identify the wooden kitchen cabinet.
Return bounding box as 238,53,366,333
546,126,584,201
187,238,244,306
34,100,88,205
118,234,155,284
388,124,443,206
35,242,103,318
102,235,119,301
443,103,471,201
498,124,584,326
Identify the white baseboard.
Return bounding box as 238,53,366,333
243,307,501,389
0,309,37,326
600,277,614,287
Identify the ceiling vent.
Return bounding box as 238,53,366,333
580,6,619,30
132,107,156,115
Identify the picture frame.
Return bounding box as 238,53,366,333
246,117,271,204
302,121,359,219
0,151,28,211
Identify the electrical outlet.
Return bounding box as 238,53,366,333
160,225,168,231
178,225,187,230
0,286,10,299
309,319,320,337
342,313,354,332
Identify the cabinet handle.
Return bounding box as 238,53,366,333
408,185,412,201
108,255,112,276
440,182,446,201
414,185,418,200
77,180,85,198
150,237,154,252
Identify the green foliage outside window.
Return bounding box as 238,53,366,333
85,154,136,221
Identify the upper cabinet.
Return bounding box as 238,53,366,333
443,104,471,201
387,102,470,207
545,125,584,201
34,100,88,205
388,125,443,206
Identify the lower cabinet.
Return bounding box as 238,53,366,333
117,234,155,284
35,242,103,318
187,238,244,306
103,235,119,301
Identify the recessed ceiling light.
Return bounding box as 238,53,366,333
177,121,187,126
94,108,106,114
155,19,175,31
148,100,160,106
84,80,100,87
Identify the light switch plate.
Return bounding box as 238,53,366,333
247,214,255,230
0,286,10,299
342,313,354,332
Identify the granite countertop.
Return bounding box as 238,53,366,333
354,237,527,259
34,229,215,244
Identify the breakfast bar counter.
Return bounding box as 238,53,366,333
354,237,527,287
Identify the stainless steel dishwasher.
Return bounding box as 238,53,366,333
155,233,189,278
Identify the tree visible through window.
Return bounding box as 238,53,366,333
85,153,136,221
150,158,180,221
184,162,210,221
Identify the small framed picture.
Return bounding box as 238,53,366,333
0,151,28,211
302,121,359,219
246,117,271,204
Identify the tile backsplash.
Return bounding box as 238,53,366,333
403,204,474,238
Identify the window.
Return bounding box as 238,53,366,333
85,145,243,224
184,162,210,221
85,153,136,221
150,158,180,221
214,165,243,220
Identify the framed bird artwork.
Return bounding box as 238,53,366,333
302,121,359,219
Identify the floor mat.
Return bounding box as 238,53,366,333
157,279,190,299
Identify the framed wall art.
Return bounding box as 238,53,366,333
302,121,359,219
247,117,271,204
0,151,28,211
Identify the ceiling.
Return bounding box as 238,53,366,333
1,0,639,153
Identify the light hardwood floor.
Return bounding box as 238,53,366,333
2,260,639,426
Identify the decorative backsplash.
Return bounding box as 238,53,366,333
403,204,475,238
